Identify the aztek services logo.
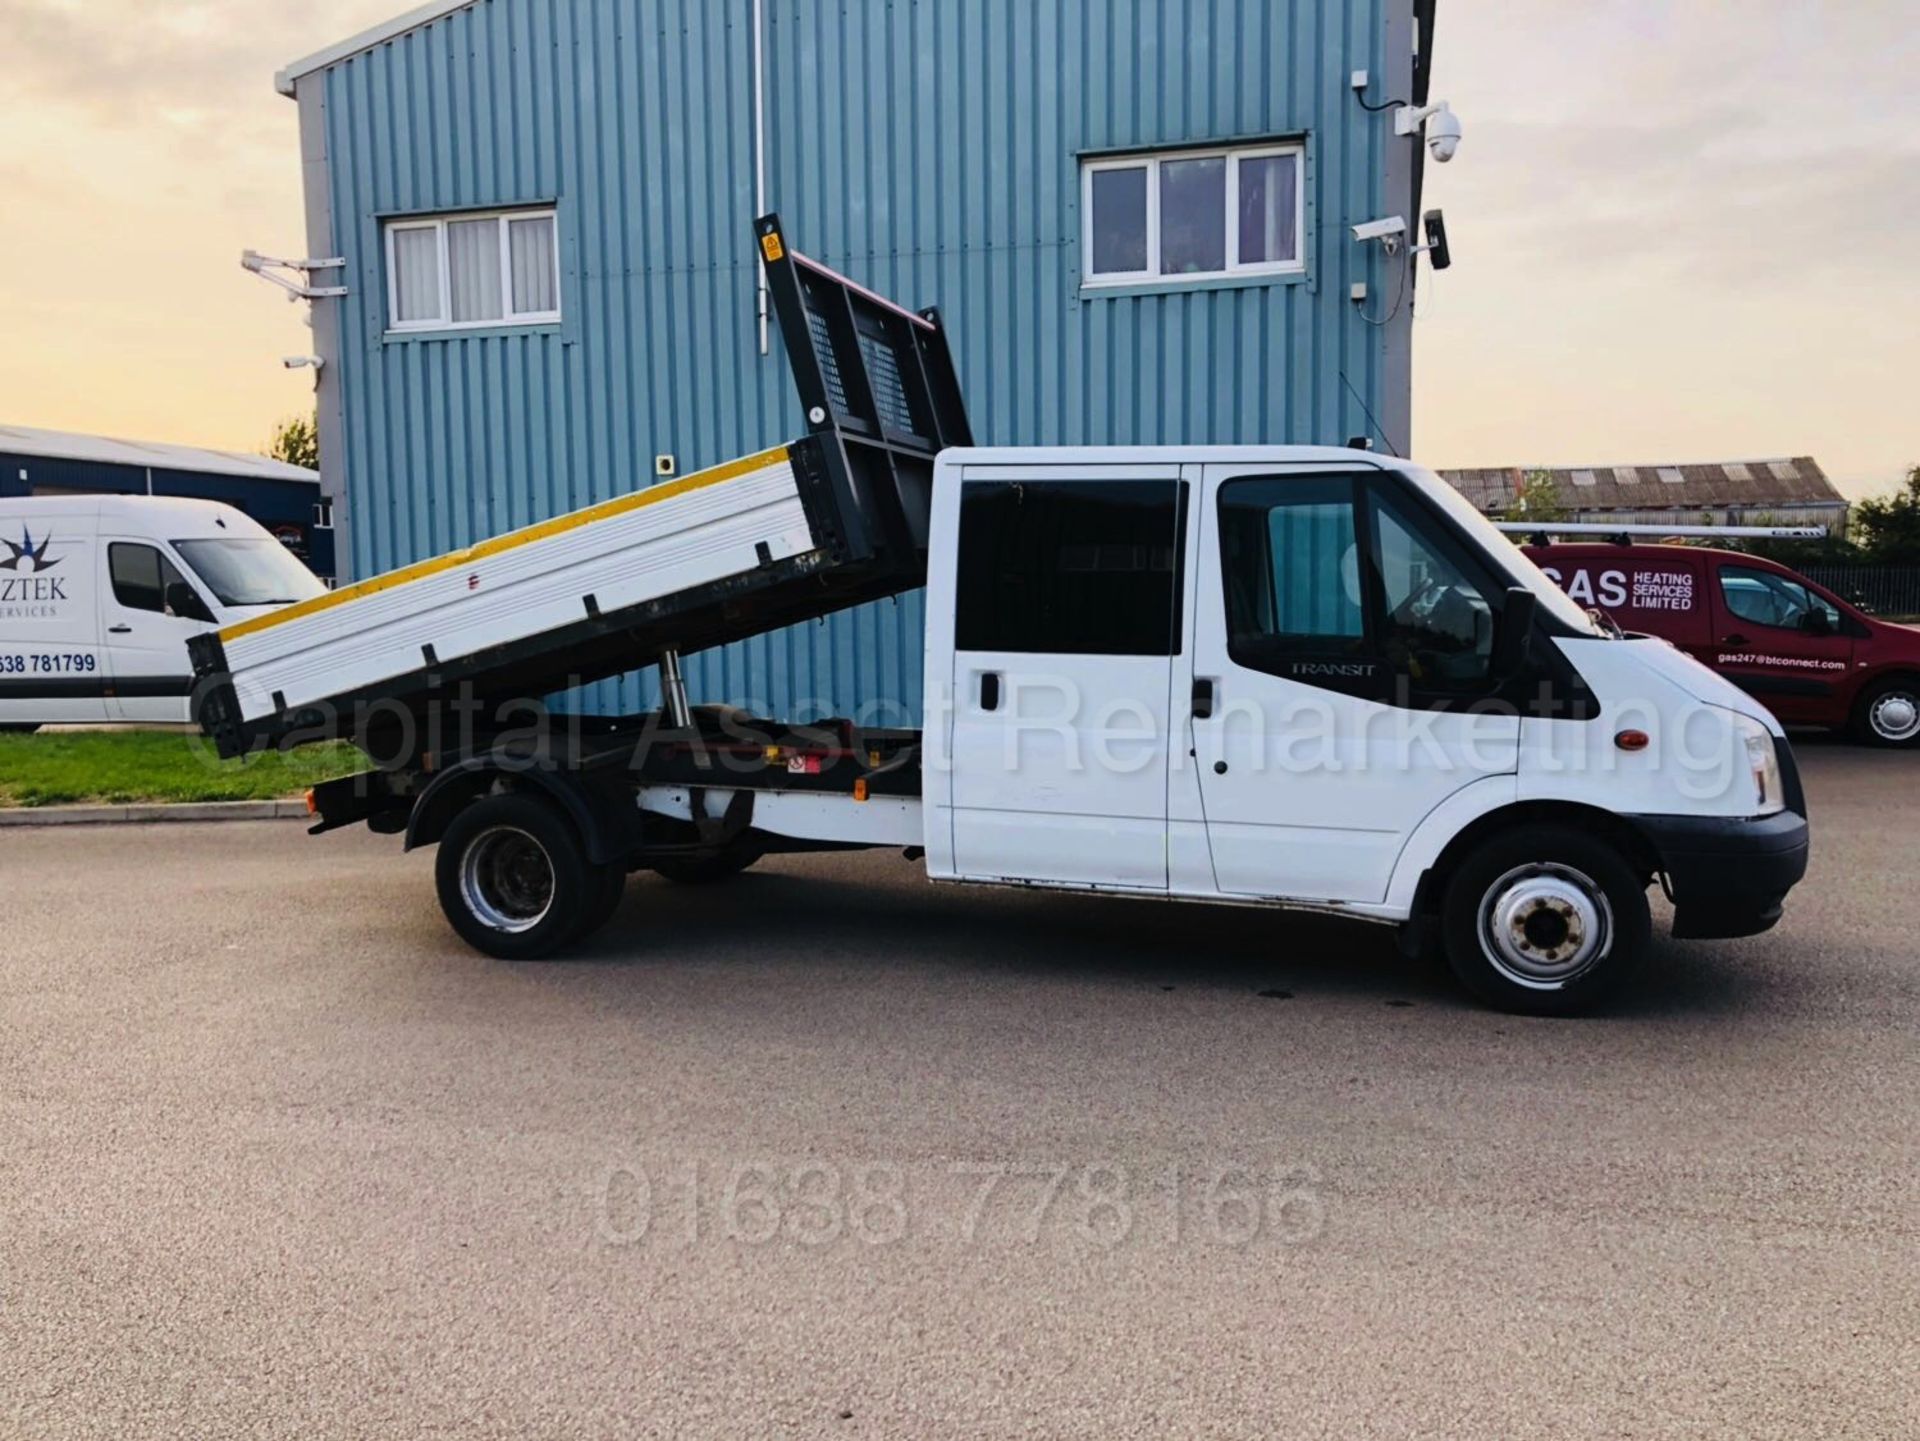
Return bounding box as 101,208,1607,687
0,527,70,615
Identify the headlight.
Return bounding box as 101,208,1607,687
1741,723,1785,816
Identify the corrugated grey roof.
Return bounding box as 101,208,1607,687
1439,457,1846,513
0,423,318,483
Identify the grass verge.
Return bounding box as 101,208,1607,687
0,731,365,808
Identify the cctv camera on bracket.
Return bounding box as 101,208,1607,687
1351,216,1408,252
1394,100,1463,163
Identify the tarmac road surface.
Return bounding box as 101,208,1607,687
1,741,1914,1438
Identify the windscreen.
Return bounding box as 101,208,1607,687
173,538,326,608
1403,467,1608,637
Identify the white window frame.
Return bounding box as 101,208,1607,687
384,207,562,334
1081,143,1306,288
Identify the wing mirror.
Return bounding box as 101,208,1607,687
165,581,215,625
1801,609,1834,637
1491,587,1538,679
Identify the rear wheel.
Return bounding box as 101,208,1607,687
651,837,762,886
435,793,597,959
1440,825,1651,1016
575,860,630,942
0,724,41,735
1851,677,1920,748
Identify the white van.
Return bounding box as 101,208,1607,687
0,495,326,730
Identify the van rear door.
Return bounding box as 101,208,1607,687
0,506,109,726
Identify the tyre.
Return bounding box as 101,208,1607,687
575,860,630,942
1850,677,1920,748
434,792,598,959
0,724,41,735
651,838,762,886
1440,824,1652,1016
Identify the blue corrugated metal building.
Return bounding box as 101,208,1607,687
277,0,1439,718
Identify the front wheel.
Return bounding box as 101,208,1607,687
435,792,598,959
1440,825,1651,1016
1851,677,1920,748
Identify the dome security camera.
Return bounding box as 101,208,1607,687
1394,101,1463,163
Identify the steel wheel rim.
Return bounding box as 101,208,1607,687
460,826,555,934
1870,691,1920,742
1478,862,1612,990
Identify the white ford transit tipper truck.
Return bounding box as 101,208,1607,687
189,218,1808,1015
0,494,325,729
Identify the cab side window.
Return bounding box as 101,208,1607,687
108,543,191,617
1217,474,1499,698
1218,477,1367,663
1719,565,1839,633
956,480,1185,656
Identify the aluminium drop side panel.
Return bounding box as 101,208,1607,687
212,447,813,728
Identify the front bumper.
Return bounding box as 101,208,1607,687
1630,808,1810,940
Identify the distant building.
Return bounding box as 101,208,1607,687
0,424,334,582
1441,458,1849,536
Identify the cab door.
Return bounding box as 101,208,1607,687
1706,558,1853,722
100,540,215,723
1186,466,1520,906
945,466,1185,890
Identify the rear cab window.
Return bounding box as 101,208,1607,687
955,479,1186,656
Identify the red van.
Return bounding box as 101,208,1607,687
1524,542,1920,747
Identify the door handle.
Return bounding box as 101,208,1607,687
108,624,133,635
979,671,1001,712
1192,677,1217,719
1722,633,1748,646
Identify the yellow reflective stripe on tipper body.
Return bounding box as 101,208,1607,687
218,445,793,645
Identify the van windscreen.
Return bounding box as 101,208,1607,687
173,538,326,608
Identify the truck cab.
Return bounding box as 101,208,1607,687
912,451,1808,1012
1525,542,1920,746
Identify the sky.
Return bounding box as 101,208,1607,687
0,0,1914,500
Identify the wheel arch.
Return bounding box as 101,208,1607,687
1406,800,1663,923
1852,667,1920,706
405,760,640,865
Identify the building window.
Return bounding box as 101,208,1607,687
1082,144,1303,286
384,208,560,333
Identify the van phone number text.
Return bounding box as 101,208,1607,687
0,653,99,674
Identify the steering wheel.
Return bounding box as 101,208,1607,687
1393,576,1445,626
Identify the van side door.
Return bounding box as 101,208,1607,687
100,540,215,723
0,511,108,725
942,465,1185,890
1706,557,1853,722
1187,466,1521,905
